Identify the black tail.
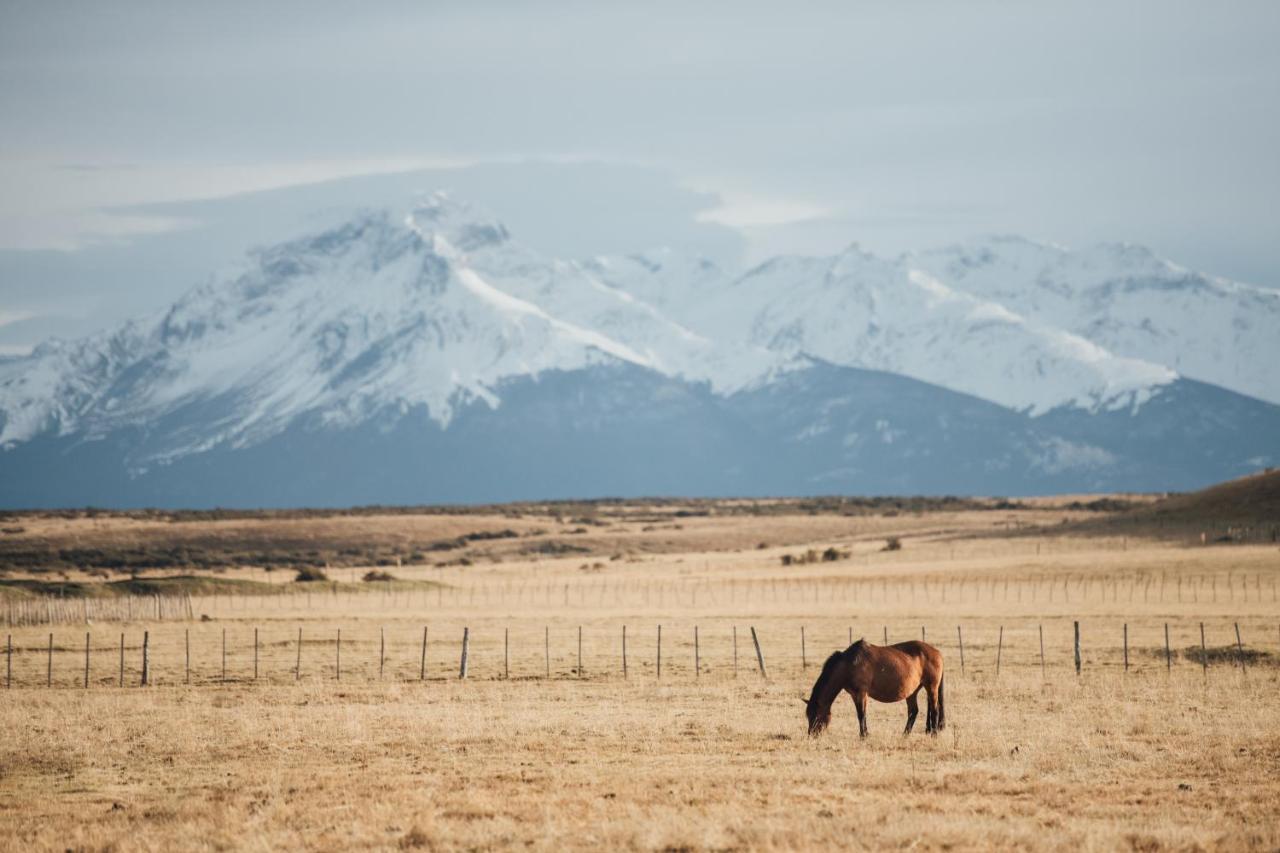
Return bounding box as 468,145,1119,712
937,674,946,731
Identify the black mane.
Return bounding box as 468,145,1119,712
811,649,847,696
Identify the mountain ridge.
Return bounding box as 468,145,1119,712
1,193,1276,506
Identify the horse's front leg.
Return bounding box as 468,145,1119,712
851,690,868,738
903,691,919,735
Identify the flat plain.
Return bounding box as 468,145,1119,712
1,496,1278,851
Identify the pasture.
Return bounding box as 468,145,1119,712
1,501,1278,851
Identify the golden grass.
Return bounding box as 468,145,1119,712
3,673,1278,851
1,519,1278,851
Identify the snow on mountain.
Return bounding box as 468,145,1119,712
914,236,1280,405
0,196,783,462
5,192,1273,480
3,193,1279,505
430,205,783,392
592,244,1177,415
580,248,731,315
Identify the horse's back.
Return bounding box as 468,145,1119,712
888,640,941,661
886,641,944,681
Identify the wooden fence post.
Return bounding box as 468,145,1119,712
379,627,385,680
750,626,767,679
504,628,509,680
1200,622,1207,675
733,626,738,677
1235,623,1246,673
544,626,550,678
141,630,149,686
297,627,303,681
957,626,965,675
419,627,426,681
577,626,583,678
921,626,926,642
185,629,191,685
254,628,259,681
84,632,90,689
6,634,10,688
221,628,227,682
1123,623,1129,672
800,626,806,670
1164,623,1171,671
657,625,662,680
1073,621,1081,675
336,629,341,682
883,626,888,645
119,633,125,687
695,626,700,678
622,625,628,679
47,633,52,688
995,626,1003,677
459,627,469,680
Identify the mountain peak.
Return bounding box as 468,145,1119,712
406,192,510,253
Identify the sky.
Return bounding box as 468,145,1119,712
1,0,1278,351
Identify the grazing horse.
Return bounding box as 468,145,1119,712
803,639,945,737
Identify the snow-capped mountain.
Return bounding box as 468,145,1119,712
0,196,783,467
914,236,1280,406
0,193,1276,507
590,246,1178,415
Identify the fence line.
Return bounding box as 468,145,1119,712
2,618,1277,689
5,568,1280,628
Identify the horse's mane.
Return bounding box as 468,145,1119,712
812,649,848,695
811,640,868,700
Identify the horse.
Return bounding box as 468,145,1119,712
803,639,945,737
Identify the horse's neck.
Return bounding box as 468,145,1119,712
817,664,847,708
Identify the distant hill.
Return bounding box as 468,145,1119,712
1069,468,1280,542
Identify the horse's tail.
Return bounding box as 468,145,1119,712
936,673,946,731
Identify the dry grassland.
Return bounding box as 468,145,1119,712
1,514,1278,851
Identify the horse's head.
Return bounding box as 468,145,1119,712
803,650,847,736
804,694,831,736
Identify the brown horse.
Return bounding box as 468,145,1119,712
804,639,945,737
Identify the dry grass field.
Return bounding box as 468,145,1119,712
2,496,1278,851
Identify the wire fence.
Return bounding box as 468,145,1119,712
3,618,1277,689
5,568,1279,627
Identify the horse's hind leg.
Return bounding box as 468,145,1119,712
924,680,939,735
903,690,919,735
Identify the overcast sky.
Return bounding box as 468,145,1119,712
1,1,1278,349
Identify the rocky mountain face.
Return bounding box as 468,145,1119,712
1,194,1276,507
913,236,1280,406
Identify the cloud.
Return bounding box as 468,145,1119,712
0,311,35,329
695,193,831,229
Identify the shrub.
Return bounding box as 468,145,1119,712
882,537,902,552
363,570,396,582
294,567,329,582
